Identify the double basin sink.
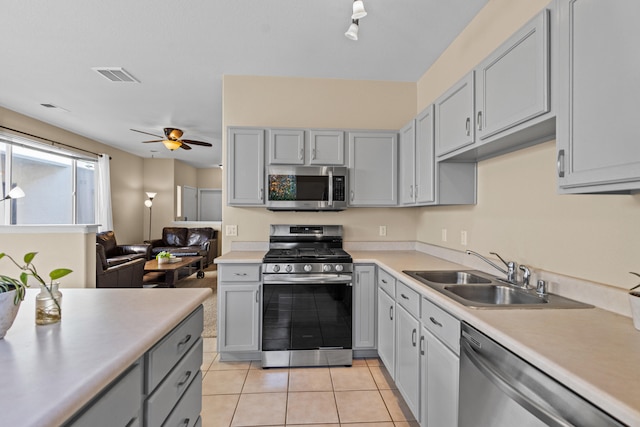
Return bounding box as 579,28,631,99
403,270,593,309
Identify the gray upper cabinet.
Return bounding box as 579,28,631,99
476,10,549,141
268,129,305,165
557,0,640,193
348,131,398,206
435,72,475,157
309,130,345,165
415,107,437,205
227,128,265,205
399,120,417,205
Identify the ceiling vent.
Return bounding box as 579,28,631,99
40,103,70,112
92,67,139,83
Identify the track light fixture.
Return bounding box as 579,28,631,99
345,0,367,41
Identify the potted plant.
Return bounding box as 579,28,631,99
0,261,28,339
629,272,640,330
156,251,175,264
1,252,72,326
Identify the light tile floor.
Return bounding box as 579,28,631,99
200,338,418,427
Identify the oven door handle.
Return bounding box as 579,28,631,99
461,339,572,427
328,170,334,207
263,274,353,285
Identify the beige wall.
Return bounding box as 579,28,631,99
414,0,640,290
143,158,175,240
222,76,419,253
0,107,145,244
197,168,222,189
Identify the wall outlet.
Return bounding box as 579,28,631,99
226,225,238,236
441,228,447,242
379,226,387,236
460,230,468,246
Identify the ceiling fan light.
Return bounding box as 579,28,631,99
352,0,367,19
345,20,359,41
162,140,182,151
168,129,183,140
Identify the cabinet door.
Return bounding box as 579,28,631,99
377,287,395,379
399,120,416,205
421,327,459,427
395,304,420,420
269,129,305,165
435,72,475,157
557,0,640,192
227,128,265,205
218,283,261,352
348,132,398,206
353,265,376,349
476,10,549,141
415,106,436,205
309,130,345,165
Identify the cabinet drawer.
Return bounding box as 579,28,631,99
220,264,261,282
66,361,142,427
377,268,396,297
162,370,203,427
146,306,203,393
396,281,420,318
421,298,460,355
146,339,203,427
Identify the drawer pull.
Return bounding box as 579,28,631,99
234,272,248,276
177,370,193,388
412,328,417,346
177,334,192,349
400,293,409,300
125,417,138,427
389,306,394,320
381,279,387,284
181,419,190,427
429,316,443,328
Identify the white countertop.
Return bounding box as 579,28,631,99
0,288,211,427
216,249,640,426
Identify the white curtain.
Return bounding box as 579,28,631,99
95,154,113,231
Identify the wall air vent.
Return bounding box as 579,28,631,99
92,67,139,83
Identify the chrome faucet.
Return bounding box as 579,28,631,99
466,250,518,285
519,265,531,289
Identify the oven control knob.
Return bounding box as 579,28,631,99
323,264,332,272
335,264,344,272
272,265,280,273
285,265,293,273
304,264,313,272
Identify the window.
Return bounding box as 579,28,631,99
0,134,97,225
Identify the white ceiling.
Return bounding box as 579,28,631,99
0,0,487,169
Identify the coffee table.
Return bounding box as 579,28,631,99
143,256,204,287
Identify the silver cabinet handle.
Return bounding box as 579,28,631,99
255,290,259,303
477,111,483,131
401,293,409,300
177,370,192,388
389,306,393,320
299,148,304,160
412,328,417,347
429,316,443,327
419,335,425,355
259,188,264,201
177,334,192,349
409,185,413,199
414,185,418,200
312,148,317,160
557,149,565,178
465,117,471,136
234,272,248,276
350,190,354,202
381,279,387,284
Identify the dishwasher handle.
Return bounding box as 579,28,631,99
461,338,572,427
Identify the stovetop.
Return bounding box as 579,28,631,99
263,247,352,263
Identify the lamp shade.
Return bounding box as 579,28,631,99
7,186,25,200
345,20,359,41
146,192,157,200
162,140,182,151
352,0,367,19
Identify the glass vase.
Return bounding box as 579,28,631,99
36,282,62,325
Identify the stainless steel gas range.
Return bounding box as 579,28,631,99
261,224,353,368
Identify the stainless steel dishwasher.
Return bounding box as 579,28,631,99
459,323,625,427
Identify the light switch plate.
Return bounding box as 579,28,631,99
226,225,238,236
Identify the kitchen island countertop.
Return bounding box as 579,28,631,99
0,287,211,427
217,249,640,426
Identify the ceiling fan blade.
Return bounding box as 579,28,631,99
141,139,164,143
179,142,193,150
130,129,163,138
181,139,213,147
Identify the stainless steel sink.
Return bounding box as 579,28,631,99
403,270,593,309
443,284,546,305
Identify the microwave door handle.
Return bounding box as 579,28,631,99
328,170,333,207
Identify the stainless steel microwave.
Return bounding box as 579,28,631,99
266,166,347,211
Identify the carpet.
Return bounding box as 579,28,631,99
176,267,217,338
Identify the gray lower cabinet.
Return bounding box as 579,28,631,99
556,0,640,193
353,264,376,350
227,128,265,205
348,131,398,206
377,286,396,379
218,264,261,353
395,304,421,419
65,306,204,427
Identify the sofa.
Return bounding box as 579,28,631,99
149,227,218,267
95,231,150,288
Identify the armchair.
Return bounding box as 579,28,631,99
96,230,151,265
95,244,145,288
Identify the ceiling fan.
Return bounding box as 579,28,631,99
130,128,213,151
